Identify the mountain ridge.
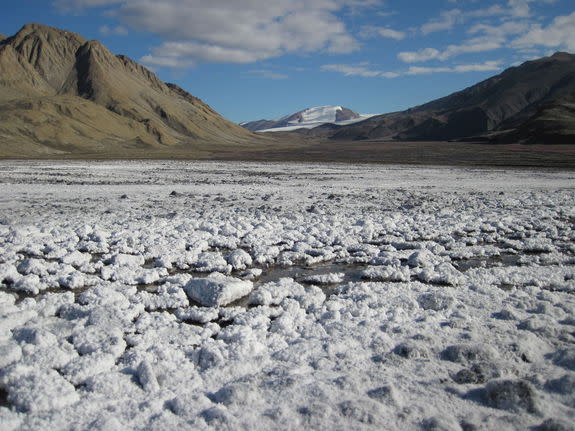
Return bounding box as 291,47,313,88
0,23,274,157
289,52,575,144
0,23,572,160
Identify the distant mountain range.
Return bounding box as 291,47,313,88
241,106,376,132
0,23,572,159
292,52,575,144
0,23,272,157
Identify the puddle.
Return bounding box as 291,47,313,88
255,261,366,287
453,254,522,272
2,247,564,309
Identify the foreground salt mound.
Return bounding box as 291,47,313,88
184,273,253,306
0,161,574,430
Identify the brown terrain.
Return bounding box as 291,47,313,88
0,23,574,167
0,23,288,158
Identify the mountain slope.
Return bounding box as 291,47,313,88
0,23,269,157
493,92,575,144
313,52,575,143
241,105,368,132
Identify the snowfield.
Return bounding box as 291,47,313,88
0,160,574,430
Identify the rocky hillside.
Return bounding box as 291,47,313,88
0,23,271,157
307,52,575,144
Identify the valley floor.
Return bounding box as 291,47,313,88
214,140,575,168
0,161,574,430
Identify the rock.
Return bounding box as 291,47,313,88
421,416,463,431
545,374,575,394
184,273,253,307
200,406,235,427
483,379,539,413
536,418,574,431
137,360,160,392
442,344,495,364
0,342,22,368
393,341,429,359
226,249,253,271
552,348,575,371
338,400,375,424
453,363,500,384
366,384,402,406
418,292,453,311
3,368,79,413
492,308,517,320
209,382,259,406
417,263,463,286
407,250,440,267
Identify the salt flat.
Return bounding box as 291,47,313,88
0,161,574,430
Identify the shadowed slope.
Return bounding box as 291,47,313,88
305,52,575,143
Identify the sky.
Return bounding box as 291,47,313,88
1,1,574,123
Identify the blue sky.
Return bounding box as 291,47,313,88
1,1,574,123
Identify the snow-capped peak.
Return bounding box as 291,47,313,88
241,105,377,132
279,106,344,124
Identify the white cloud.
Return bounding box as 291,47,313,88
417,1,543,36
453,60,503,72
322,60,501,78
321,63,384,77
398,36,503,63
146,41,277,65
361,25,406,40
406,60,502,75
99,24,128,36
406,66,451,75
512,11,575,51
140,55,193,68
376,27,406,40
400,1,567,65
420,9,463,35
398,48,441,63
507,0,532,18
248,69,289,80
467,21,529,38
466,4,506,18
55,0,374,66
55,0,123,9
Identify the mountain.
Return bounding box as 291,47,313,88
302,52,575,144
0,23,270,158
241,105,374,132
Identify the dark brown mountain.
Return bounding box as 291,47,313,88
0,23,273,157
304,52,575,144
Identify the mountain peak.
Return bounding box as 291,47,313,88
242,105,371,132
15,23,86,43
548,51,574,61
7,23,87,91
0,22,262,156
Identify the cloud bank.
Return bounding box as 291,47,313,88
55,0,381,66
